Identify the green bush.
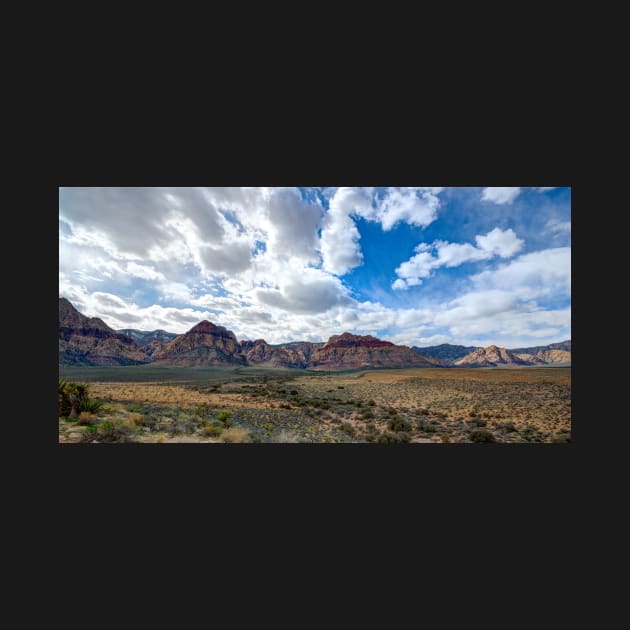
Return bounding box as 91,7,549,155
217,410,231,425
339,423,356,437
377,431,411,444
81,421,135,443
417,420,437,433
470,417,487,427
469,429,496,443
388,417,412,432
204,420,224,437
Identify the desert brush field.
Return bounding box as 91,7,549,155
58,365,571,444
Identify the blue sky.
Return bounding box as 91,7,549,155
59,187,571,348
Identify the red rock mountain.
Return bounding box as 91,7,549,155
58,298,148,365
308,332,441,370
152,320,246,366
241,339,324,368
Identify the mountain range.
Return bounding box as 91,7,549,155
414,339,572,366
59,297,570,369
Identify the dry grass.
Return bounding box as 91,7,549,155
89,382,275,409
63,367,570,444
219,428,251,443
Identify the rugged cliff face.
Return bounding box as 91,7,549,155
151,320,246,366
455,344,572,367
240,339,304,368
58,298,148,366
454,345,536,367
308,332,440,370
240,339,325,368
533,349,571,364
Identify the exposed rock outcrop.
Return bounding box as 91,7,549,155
152,320,246,366
58,298,148,366
308,332,441,370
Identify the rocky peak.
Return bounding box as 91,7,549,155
323,332,394,349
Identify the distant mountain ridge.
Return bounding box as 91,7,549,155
510,340,571,354
415,340,571,366
412,344,478,364
118,328,178,346
59,298,570,369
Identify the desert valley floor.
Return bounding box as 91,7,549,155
58,365,571,444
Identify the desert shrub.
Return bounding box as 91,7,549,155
290,390,298,396
416,419,437,433
440,435,450,443
127,413,144,425
339,423,356,437
204,425,223,437
552,433,570,443
220,428,251,443
388,417,412,432
377,431,411,444
469,429,496,443
367,400,375,406
217,410,231,425
361,409,375,420
337,386,344,389
81,420,135,443
501,421,518,433
470,417,487,427
78,412,97,425
195,404,210,417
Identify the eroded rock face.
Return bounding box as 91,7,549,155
534,349,571,364
455,344,572,367
58,298,148,366
308,332,440,370
454,345,534,367
152,320,246,366
240,339,323,368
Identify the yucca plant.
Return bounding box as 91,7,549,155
78,398,104,414
58,379,71,417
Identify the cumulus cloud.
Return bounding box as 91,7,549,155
320,187,370,275
471,247,571,300
481,187,521,204
256,269,352,314
393,228,524,289
372,187,442,231
320,187,443,276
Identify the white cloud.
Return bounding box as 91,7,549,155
535,187,557,192
471,247,571,300
545,219,571,235
320,187,370,275
474,227,524,257
373,187,442,231
320,187,443,276
481,187,521,204
125,263,165,282
393,228,524,289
